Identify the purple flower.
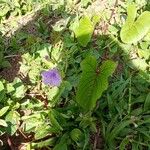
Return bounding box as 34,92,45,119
41,68,62,86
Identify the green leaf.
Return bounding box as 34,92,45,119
120,4,150,43
5,111,20,135
107,120,133,144
119,137,130,150
70,128,83,142
0,51,4,64
53,134,68,150
0,106,9,117
0,119,7,127
49,81,68,107
144,93,150,111
7,78,27,99
31,137,56,148
128,58,148,71
74,16,94,47
0,81,5,101
76,56,117,111
1,60,11,68
48,110,63,132
34,124,52,140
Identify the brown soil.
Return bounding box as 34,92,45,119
90,122,104,150
0,55,22,82
0,131,34,150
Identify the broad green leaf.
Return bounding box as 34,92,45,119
120,4,150,43
76,56,117,111
144,93,150,111
0,106,9,117
74,16,94,47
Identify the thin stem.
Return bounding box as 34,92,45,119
4,55,19,58
128,77,132,115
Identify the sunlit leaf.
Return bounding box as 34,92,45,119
74,16,94,47
120,3,150,43
0,119,7,127
5,111,20,135
0,106,9,117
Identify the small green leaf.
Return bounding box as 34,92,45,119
31,137,56,148
5,111,20,135
0,106,9,117
120,4,150,43
74,16,94,47
0,81,5,101
119,137,130,150
70,128,83,142
76,56,117,111
48,111,63,132
34,124,52,140
0,119,7,127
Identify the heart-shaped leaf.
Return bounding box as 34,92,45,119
76,56,117,111
120,4,150,44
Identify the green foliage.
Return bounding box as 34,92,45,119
76,56,117,111
120,3,150,43
0,0,150,149
74,16,94,47
144,93,150,111
70,128,83,142
0,80,5,101
5,110,20,135
0,106,9,129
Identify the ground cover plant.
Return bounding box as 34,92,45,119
0,0,150,149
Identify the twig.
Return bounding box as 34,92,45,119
4,55,19,58
108,0,118,24
93,127,100,150
18,128,28,139
7,136,15,150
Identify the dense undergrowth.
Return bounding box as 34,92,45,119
0,0,150,150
